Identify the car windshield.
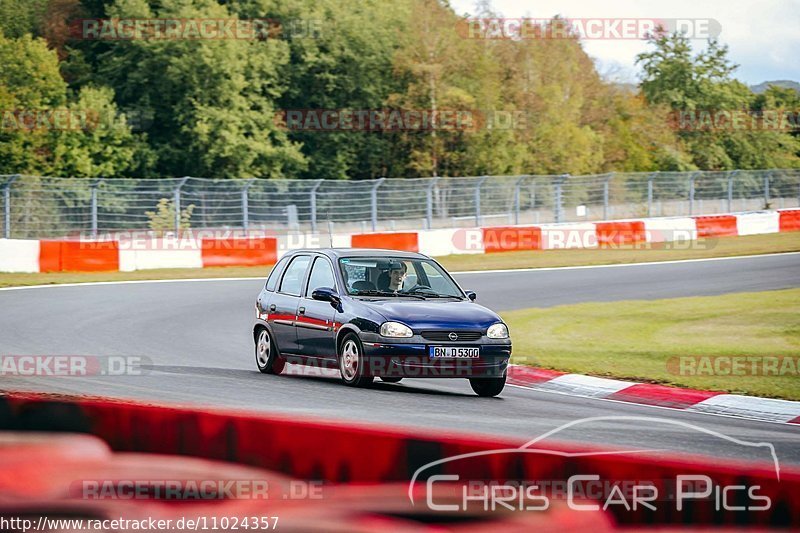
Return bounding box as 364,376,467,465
339,256,464,299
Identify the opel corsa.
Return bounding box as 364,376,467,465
253,249,511,396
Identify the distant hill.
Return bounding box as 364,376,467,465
750,80,800,94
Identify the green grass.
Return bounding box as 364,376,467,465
502,289,800,400
1,232,798,289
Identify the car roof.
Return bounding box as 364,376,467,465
287,248,428,260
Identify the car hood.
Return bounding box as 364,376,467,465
358,298,502,330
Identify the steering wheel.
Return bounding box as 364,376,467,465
405,284,433,293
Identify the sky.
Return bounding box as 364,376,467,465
449,0,800,86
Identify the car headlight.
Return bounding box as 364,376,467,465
487,323,509,339
380,321,413,338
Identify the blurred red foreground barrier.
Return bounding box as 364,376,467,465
1,392,798,528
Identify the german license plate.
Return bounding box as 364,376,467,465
429,346,479,358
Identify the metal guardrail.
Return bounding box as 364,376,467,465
1,170,798,239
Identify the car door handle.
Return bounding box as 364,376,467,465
269,304,276,312
298,307,305,314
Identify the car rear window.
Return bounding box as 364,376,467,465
279,255,311,296
265,257,289,291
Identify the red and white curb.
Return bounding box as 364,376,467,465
507,365,800,425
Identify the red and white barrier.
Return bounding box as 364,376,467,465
1,208,798,273
508,365,800,424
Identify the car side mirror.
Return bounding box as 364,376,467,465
312,287,341,307
465,291,477,301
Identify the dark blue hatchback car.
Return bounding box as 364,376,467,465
253,249,511,396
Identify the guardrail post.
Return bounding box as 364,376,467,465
174,176,189,235
513,175,527,225
688,172,697,215
309,179,323,232
90,177,104,239
2,175,19,239
554,174,567,223
370,178,385,231
425,177,439,229
646,172,658,217
241,179,256,234
603,172,614,220
474,176,488,226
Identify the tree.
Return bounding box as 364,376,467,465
89,0,306,179
637,33,800,170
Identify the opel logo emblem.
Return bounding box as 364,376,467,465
448,332,458,341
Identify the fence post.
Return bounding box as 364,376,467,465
603,173,614,220
647,172,658,217
513,175,527,225
90,177,104,239
475,176,488,226
554,174,567,223
764,171,772,208
425,177,439,229
2,175,19,239
174,177,189,235
688,172,697,215
241,179,256,234
727,169,738,212
309,179,323,232
370,178,385,231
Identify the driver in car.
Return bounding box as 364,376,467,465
384,262,407,292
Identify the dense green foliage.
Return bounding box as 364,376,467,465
0,0,797,179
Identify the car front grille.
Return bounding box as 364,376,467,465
421,330,483,342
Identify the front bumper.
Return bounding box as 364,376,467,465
361,341,511,378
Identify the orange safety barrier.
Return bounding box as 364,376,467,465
201,237,277,267
38,240,120,272
482,226,542,253
694,215,738,238
2,392,799,527
779,209,800,232
594,221,647,247
352,232,419,252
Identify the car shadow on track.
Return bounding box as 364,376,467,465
143,364,476,397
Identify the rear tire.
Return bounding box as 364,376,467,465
469,376,505,397
380,377,402,383
255,328,285,375
339,333,373,387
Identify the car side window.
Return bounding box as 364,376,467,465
265,257,289,292
279,255,311,296
305,257,336,297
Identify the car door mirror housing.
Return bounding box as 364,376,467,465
312,287,340,306
465,290,477,301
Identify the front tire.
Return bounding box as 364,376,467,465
339,333,373,387
469,376,505,397
255,328,285,375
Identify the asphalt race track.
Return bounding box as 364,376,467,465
1,253,799,468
